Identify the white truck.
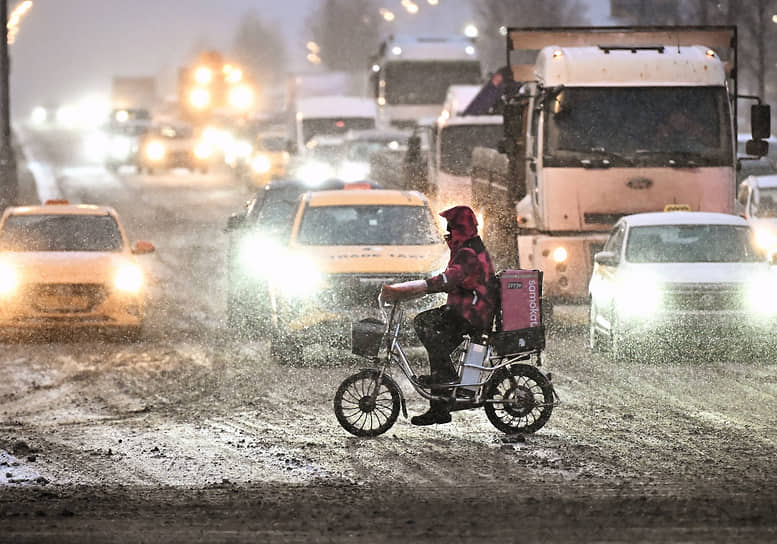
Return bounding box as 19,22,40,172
471,26,771,304
370,34,482,129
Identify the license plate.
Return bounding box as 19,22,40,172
37,295,91,311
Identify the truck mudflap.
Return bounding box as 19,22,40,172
517,232,610,302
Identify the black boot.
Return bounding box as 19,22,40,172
411,402,451,426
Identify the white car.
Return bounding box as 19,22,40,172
737,174,777,254
588,211,776,358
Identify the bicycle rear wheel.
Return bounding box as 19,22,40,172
484,363,554,434
334,369,401,437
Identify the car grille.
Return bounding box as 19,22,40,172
662,283,746,312
27,283,107,313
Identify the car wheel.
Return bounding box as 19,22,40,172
270,331,303,364
610,313,633,361
588,300,604,352
112,326,142,343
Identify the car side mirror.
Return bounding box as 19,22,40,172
132,240,155,255
225,213,245,232
593,250,618,267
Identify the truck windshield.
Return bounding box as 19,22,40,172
625,224,762,263
384,61,481,105
301,118,375,144
543,87,732,167
439,123,503,176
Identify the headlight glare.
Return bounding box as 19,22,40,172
251,154,271,174
146,141,165,161
269,253,323,298
616,273,661,316
114,264,143,293
0,263,18,295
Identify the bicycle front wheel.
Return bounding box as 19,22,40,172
334,369,401,437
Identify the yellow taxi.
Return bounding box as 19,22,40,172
266,187,448,361
0,200,155,338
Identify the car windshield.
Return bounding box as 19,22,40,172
258,136,286,152
0,214,124,252
625,224,763,263
296,204,441,246
301,118,375,144
346,138,406,161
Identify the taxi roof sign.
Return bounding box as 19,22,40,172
664,204,691,212
44,199,70,205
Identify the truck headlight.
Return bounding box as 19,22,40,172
145,141,165,161
114,264,143,293
616,273,661,316
0,263,18,295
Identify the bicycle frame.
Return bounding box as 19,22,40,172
371,297,548,410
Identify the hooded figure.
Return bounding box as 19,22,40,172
381,205,497,426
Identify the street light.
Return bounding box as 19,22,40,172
6,0,32,44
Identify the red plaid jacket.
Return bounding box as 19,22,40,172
426,236,497,331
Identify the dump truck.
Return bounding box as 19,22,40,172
471,26,771,306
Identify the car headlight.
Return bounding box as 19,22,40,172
251,154,271,174
0,263,18,295
753,226,777,254
232,140,253,159
268,253,324,298
746,274,777,315
296,161,335,186
239,235,283,278
110,136,132,160
616,272,661,316
145,141,165,161
194,141,213,160
337,161,370,182
114,264,143,293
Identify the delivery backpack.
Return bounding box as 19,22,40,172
488,269,545,355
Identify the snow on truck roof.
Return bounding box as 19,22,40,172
296,96,377,119
534,45,726,87
382,34,479,61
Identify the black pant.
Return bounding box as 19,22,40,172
413,305,477,383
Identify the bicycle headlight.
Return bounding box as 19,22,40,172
114,264,143,293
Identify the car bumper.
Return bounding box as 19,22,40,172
618,310,775,339
0,285,144,328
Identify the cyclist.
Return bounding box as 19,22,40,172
380,205,498,426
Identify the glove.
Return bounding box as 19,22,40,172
380,280,428,302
